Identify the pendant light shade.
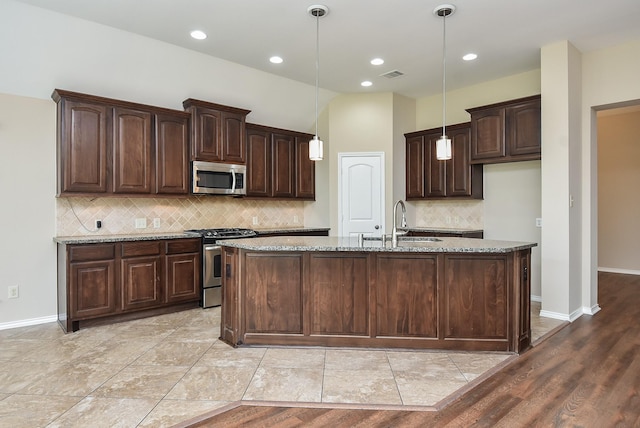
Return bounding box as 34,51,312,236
308,5,328,161
309,135,323,161
434,4,455,161
436,136,451,160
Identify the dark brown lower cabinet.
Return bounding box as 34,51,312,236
221,248,531,353
57,238,201,332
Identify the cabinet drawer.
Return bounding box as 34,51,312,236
121,241,162,257
69,244,115,262
166,238,201,254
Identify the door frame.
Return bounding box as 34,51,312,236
337,151,386,237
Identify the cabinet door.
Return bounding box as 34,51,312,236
221,112,246,164
308,254,369,336
405,135,425,199
59,100,109,194
246,127,271,197
121,256,162,311
69,259,116,319
507,98,541,157
121,241,162,311
112,107,153,194
443,255,508,341
446,126,473,197
244,253,303,334
470,107,505,161
376,254,438,338
272,133,295,198
295,137,316,199
155,113,189,194
192,107,222,161
165,253,200,303
425,133,447,198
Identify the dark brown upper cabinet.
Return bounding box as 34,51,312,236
467,95,541,164
182,98,251,164
53,89,191,197
405,122,483,200
245,123,315,200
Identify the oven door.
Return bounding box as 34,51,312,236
202,244,222,307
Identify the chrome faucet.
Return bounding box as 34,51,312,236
392,199,407,247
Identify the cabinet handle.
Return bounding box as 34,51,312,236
226,264,231,278
523,266,528,281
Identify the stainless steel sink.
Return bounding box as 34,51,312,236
397,236,442,242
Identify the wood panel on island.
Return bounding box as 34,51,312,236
52,89,190,197
220,239,533,353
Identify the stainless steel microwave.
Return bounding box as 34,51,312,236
191,161,247,196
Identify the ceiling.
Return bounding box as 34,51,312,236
15,0,640,98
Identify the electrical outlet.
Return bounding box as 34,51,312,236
134,218,147,229
153,218,161,228
446,216,452,224
8,285,18,299
536,218,543,228
454,216,460,224
96,220,102,229
293,215,299,223
252,216,259,225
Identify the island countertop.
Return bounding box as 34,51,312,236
218,235,536,253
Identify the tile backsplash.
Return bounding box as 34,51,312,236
412,200,483,229
56,197,305,236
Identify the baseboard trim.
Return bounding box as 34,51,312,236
582,304,601,316
530,295,542,303
539,307,583,322
598,267,640,276
0,315,57,331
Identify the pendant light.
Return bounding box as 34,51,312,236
434,4,456,161
308,4,328,161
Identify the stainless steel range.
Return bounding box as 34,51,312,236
186,228,256,308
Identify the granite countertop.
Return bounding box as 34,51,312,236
53,232,201,245
218,236,536,253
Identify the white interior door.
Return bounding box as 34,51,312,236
339,152,385,237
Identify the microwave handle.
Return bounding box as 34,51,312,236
231,170,237,193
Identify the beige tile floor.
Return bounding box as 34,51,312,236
0,302,564,428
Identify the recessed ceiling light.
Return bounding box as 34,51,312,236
190,30,207,40
370,58,384,66
270,56,283,64
361,81,373,87
463,53,478,61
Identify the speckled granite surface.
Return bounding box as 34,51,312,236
217,236,536,253
53,232,201,244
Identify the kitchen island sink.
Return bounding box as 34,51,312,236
219,236,535,354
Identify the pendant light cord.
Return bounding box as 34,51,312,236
314,12,320,139
441,11,447,139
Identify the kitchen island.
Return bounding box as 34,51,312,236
219,236,536,353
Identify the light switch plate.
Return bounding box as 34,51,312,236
536,218,542,228
135,218,147,229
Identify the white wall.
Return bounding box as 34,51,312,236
0,0,337,327
597,110,640,273
581,39,640,314
483,161,542,298
0,94,57,326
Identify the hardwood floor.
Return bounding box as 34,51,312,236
182,272,640,427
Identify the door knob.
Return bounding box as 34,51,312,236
374,225,380,229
